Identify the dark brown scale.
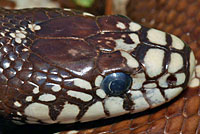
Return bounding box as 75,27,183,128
37,17,98,38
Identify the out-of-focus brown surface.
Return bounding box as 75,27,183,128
0,0,199,134
0,0,105,16
63,0,200,134
0,0,60,9
0,0,16,8
57,0,105,15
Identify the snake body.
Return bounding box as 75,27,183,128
0,8,195,124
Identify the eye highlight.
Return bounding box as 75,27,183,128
100,72,132,96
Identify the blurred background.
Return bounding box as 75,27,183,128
0,0,129,16
0,0,200,134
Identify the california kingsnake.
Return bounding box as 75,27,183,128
0,8,195,124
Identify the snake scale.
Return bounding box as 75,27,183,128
0,0,199,133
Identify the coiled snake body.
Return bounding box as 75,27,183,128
0,8,195,125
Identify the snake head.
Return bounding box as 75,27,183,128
96,25,196,117
0,9,196,124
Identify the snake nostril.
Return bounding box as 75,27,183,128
167,75,177,86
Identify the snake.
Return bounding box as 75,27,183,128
0,4,197,134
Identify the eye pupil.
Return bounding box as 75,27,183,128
101,72,132,96
109,80,126,94
167,75,177,86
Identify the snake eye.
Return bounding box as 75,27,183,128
100,72,132,96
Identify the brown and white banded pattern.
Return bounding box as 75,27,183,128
0,8,195,124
